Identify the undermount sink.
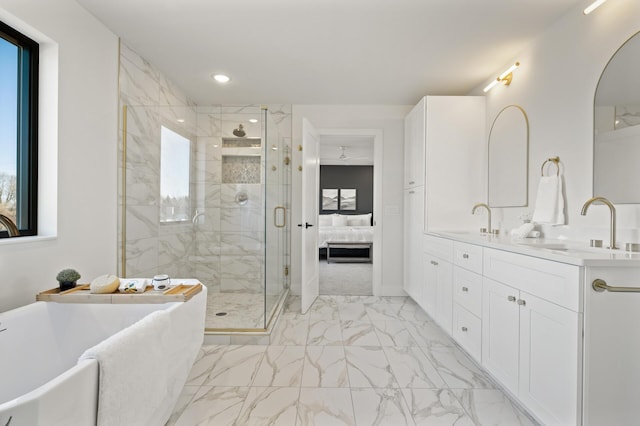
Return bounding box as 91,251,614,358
520,243,570,251
516,241,598,254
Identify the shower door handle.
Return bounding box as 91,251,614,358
297,222,313,228
274,206,286,228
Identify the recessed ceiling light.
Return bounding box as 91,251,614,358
212,74,230,83
249,119,258,123
177,118,185,123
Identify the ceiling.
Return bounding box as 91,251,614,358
319,135,374,165
75,0,585,105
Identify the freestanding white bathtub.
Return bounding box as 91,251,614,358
0,285,206,426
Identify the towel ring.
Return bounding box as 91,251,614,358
541,156,560,176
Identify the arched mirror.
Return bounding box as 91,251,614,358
594,31,640,203
488,105,529,207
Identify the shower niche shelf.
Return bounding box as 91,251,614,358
221,137,262,184
222,137,261,148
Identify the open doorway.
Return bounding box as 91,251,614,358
317,133,378,296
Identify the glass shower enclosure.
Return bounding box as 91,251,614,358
121,105,290,331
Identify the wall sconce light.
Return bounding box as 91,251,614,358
483,62,520,93
583,0,608,15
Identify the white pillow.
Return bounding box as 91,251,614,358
318,214,333,226
346,213,372,226
332,214,348,226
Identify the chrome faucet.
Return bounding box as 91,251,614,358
472,203,492,234
581,196,617,249
0,214,19,237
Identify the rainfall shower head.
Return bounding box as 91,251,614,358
233,124,246,137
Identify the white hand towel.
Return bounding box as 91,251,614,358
510,222,535,239
532,175,565,225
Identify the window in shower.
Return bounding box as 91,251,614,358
160,125,191,223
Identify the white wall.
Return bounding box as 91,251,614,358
291,105,411,296
0,0,119,312
473,0,640,243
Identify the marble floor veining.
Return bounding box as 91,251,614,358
168,295,540,426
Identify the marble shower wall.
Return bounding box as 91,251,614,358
119,43,197,283
194,105,293,295
119,42,292,298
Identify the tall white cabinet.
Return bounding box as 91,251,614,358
403,96,485,304
403,98,426,303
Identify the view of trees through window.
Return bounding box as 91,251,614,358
160,125,191,223
0,173,16,220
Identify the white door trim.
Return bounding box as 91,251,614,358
317,128,383,296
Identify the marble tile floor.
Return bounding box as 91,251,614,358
206,292,280,329
168,295,539,425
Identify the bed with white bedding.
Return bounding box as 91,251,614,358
318,213,373,249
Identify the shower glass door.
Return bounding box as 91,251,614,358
121,104,290,331
264,109,290,328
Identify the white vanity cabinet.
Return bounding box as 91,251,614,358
451,242,484,362
582,266,640,425
482,247,582,426
423,235,454,333
420,232,640,425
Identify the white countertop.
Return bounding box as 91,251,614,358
426,230,640,267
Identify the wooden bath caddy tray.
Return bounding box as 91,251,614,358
36,283,202,304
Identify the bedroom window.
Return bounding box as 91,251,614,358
0,21,39,238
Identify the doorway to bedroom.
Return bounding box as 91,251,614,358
317,135,375,296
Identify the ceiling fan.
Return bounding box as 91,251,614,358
339,146,348,160
337,145,371,164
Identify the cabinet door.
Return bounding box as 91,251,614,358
519,292,581,426
482,278,520,395
403,188,424,301
422,254,452,332
422,254,437,314
404,98,425,188
435,259,453,334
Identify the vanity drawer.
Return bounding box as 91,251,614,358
423,234,454,262
453,266,482,317
454,242,483,274
483,247,582,312
452,303,482,362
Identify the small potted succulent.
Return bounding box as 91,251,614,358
56,268,81,291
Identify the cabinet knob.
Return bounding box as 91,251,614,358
507,295,516,302
462,253,469,259
409,181,415,185
430,260,438,266
517,299,526,306
461,326,468,332
409,190,415,194
462,286,469,292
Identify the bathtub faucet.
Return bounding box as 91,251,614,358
0,215,19,237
